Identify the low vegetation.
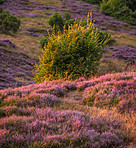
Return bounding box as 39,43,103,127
35,14,110,82
79,0,136,25
0,10,20,34
0,0,136,147
0,72,136,147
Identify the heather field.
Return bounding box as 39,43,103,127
0,72,136,147
0,0,136,147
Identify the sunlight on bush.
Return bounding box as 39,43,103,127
34,13,110,83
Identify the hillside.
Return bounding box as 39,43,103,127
0,0,136,89
0,72,136,147
0,0,136,147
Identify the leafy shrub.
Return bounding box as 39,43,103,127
47,12,112,48
100,0,136,25
126,0,136,12
48,12,75,33
41,12,75,48
63,12,71,20
34,14,110,83
40,36,49,48
48,12,64,33
82,77,136,112
0,0,4,4
0,11,20,33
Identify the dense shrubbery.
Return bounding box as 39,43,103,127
0,0,4,4
48,12,64,33
40,36,49,48
48,12,75,33
40,12,75,48
100,0,136,25
0,10,20,34
35,14,110,82
41,12,113,48
78,0,136,25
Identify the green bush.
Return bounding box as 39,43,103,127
0,0,4,4
0,11,20,33
40,36,49,48
48,12,75,33
34,14,110,83
63,12,71,20
100,0,136,25
48,12,64,33
126,0,136,12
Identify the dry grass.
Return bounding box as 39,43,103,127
30,0,62,6
111,32,136,47
0,33,42,57
98,58,127,76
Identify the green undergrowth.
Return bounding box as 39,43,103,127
100,0,136,25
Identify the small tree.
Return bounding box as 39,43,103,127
48,12,64,33
34,14,110,83
40,36,49,48
0,11,20,34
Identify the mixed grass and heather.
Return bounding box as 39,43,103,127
0,0,136,147
0,72,136,147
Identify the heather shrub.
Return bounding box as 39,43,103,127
0,109,126,147
82,79,136,112
40,36,49,48
0,11,20,33
100,0,136,25
34,14,109,83
0,0,4,4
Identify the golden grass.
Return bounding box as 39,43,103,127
30,0,62,6
0,33,42,57
110,32,136,47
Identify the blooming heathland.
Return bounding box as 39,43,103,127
0,0,136,147
0,72,136,147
